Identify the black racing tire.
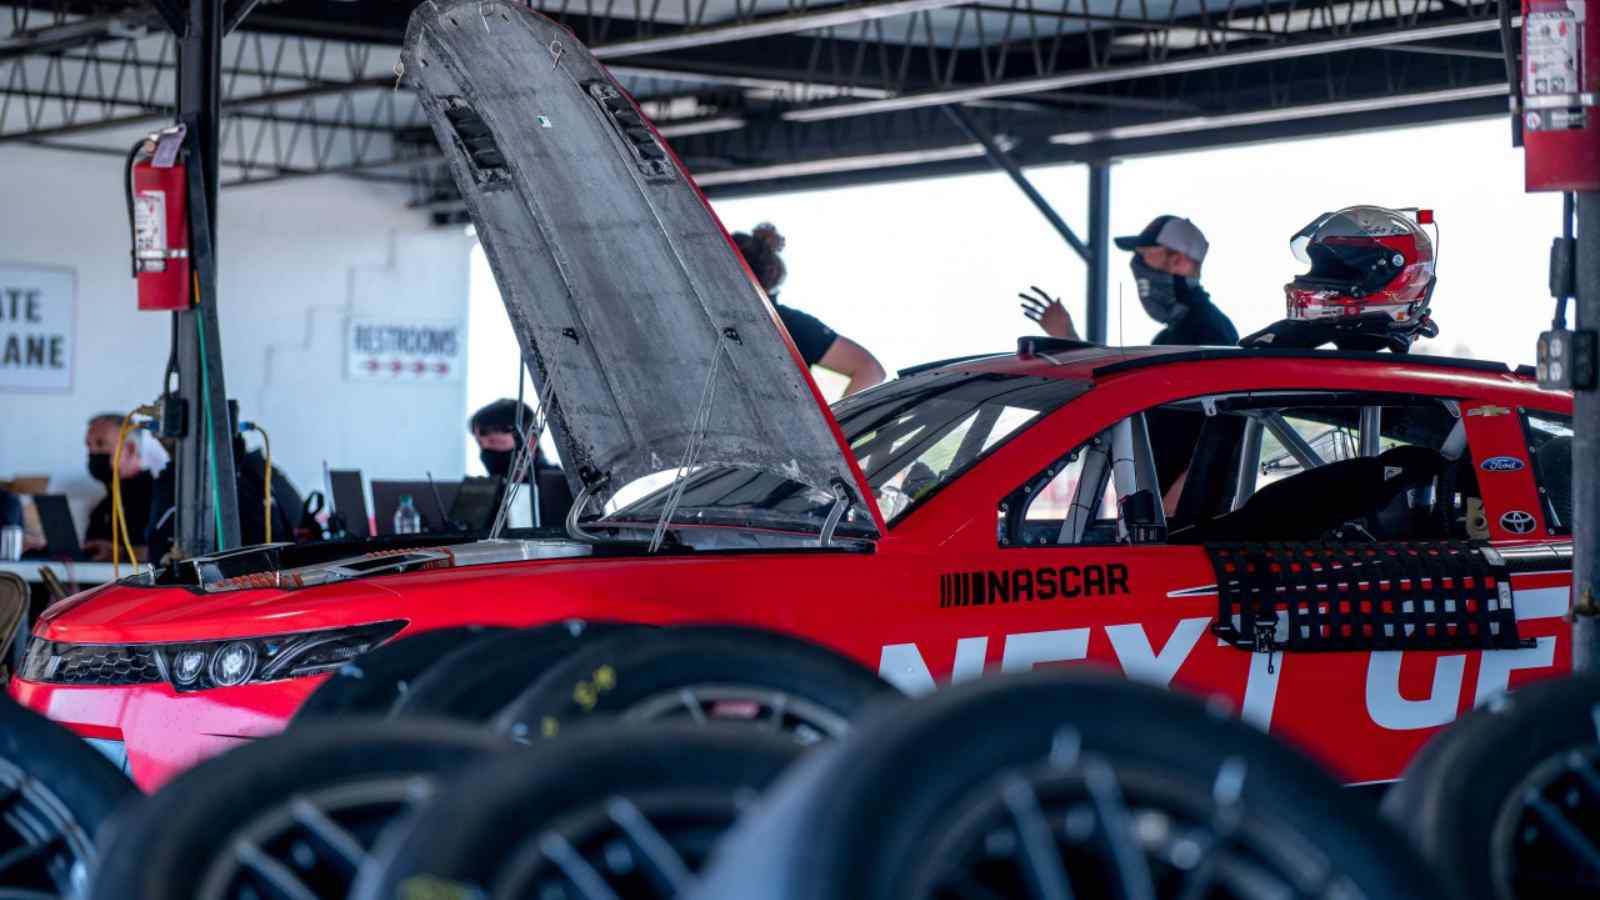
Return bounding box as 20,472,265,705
689,670,1446,900
0,697,136,897
350,722,801,900
88,718,511,900
1380,671,1600,900
292,624,507,723
387,620,638,722
490,626,897,744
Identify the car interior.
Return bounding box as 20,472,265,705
1001,392,1488,548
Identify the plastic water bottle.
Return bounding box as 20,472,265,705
394,495,422,535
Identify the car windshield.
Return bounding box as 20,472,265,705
608,370,1088,535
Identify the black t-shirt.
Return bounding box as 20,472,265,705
145,450,306,559
234,448,305,545
775,304,839,367
86,471,156,544
1152,286,1238,347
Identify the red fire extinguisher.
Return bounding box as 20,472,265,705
1525,0,1600,190
127,125,192,311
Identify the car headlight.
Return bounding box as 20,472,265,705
19,621,407,692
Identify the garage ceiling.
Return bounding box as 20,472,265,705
1,0,1513,213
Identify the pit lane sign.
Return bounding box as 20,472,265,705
0,264,74,393
346,318,464,382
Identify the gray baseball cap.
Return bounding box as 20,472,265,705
1114,215,1209,264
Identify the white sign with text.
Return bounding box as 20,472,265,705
0,265,75,392
347,318,465,382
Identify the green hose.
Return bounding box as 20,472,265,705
194,311,227,549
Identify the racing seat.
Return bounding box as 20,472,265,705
1172,445,1446,543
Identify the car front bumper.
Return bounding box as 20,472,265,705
8,674,321,791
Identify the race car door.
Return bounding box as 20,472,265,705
902,390,1571,784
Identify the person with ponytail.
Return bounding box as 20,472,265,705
732,223,886,397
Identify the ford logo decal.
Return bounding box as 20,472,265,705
1499,510,1538,534
1480,456,1525,472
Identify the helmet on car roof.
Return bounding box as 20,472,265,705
1285,205,1436,332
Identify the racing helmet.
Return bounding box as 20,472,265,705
1285,205,1436,328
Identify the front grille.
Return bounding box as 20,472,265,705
21,640,164,686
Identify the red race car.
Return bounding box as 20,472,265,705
10,1,1575,792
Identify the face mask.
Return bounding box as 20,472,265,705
480,447,515,478
88,453,113,484
1131,257,1192,325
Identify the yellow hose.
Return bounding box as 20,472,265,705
255,424,273,544
110,414,140,577
111,404,159,576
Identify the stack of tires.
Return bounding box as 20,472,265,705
7,622,1596,898
0,698,135,898
1380,672,1600,900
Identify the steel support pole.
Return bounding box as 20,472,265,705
172,0,240,555
1086,162,1111,344
1572,191,1600,671
943,106,1089,261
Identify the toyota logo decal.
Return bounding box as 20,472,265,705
1499,510,1538,534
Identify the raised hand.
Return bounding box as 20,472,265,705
1018,286,1079,340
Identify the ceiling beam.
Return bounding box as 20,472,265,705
782,17,1508,122
0,8,164,61
1049,82,1509,146
590,0,971,58
0,74,390,142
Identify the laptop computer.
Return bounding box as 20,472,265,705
448,476,502,530
32,494,83,559
371,479,460,535
327,469,371,539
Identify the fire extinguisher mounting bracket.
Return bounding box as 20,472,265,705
1526,92,1600,110
152,124,187,168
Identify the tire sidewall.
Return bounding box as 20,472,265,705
493,626,896,739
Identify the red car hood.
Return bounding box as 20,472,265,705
35,579,405,645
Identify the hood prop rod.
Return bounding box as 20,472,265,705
817,485,849,548
648,332,731,553
565,479,606,544
490,344,563,540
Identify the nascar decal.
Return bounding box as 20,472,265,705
1480,455,1525,472
939,564,1129,608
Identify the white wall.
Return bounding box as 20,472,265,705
0,145,473,525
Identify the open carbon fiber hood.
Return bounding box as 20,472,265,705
402,0,881,536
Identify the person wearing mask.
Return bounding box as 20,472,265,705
83,413,168,561
1020,215,1238,347
472,399,555,480
470,399,572,528
733,223,886,397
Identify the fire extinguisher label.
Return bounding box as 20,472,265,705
132,191,167,272
1525,7,1585,131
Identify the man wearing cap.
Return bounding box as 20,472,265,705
1020,215,1238,346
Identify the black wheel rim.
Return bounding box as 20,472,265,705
0,756,96,900
617,685,850,744
910,732,1362,900
1490,744,1600,900
484,790,746,900
194,776,430,900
